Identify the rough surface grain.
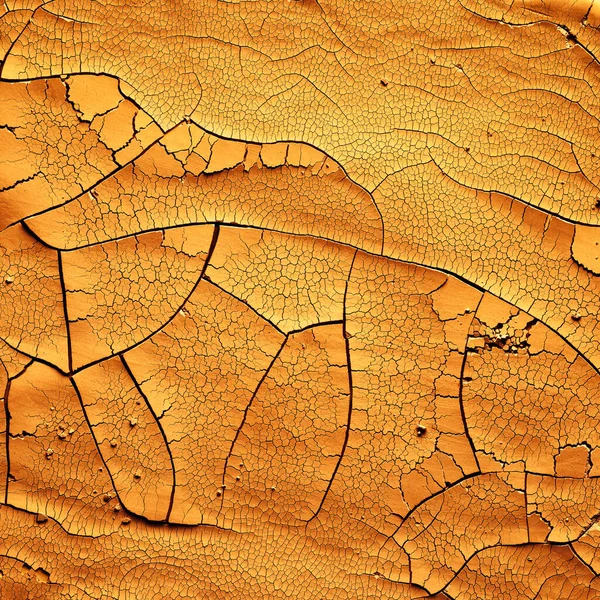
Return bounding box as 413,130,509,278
1,0,600,597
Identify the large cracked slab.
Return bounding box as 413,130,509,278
2,1,600,598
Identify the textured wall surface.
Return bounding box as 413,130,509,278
2,0,600,597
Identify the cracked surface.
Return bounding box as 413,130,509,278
62,225,213,369
2,0,600,597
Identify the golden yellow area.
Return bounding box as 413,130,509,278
1,0,600,598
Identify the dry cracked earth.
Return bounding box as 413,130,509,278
1,0,600,598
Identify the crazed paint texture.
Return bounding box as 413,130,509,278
1,0,600,597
